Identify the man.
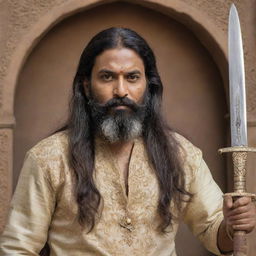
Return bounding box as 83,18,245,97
0,27,255,256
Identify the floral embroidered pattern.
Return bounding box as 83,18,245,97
0,131,224,256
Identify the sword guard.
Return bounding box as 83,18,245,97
223,192,256,200
218,146,256,154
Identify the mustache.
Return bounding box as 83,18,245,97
88,96,146,113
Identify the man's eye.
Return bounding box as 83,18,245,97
100,74,113,81
127,75,140,82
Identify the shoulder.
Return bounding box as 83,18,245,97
172,132,202,160
171,132,203,178
29,131,69,159
26,131,69,189
172,132,202,159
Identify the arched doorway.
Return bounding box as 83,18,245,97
14,2,227,255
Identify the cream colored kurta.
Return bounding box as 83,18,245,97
0,131,224,256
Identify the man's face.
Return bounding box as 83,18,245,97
84,48,148,142
88,47,147,107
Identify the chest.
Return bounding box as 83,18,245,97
115,153,131,196
94,141,160,221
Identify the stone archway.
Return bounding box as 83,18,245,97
12,2,228,256
2,0,228,119
1,2,229,255
0,0,229,219
3,1,256,254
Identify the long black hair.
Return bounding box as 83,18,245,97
67,27,191,232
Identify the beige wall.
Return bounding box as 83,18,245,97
1,0,256,255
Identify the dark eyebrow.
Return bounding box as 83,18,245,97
98,69,142,75
98,69,115,74
126,70,142,75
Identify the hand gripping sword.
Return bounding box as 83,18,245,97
218,4,256,256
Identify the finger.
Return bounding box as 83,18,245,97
229,218,254,226
233,223,255,233
226,205,250,217
226,215,255,226
233,197,251,208
224,195,233,209
228,202,256,217
228,212,251,221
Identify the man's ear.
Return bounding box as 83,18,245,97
83,79,90,97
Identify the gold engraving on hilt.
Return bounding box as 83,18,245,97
232,152,247,193
218,146,256,200
219,146,256,256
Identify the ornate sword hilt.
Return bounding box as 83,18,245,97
219,146,256,256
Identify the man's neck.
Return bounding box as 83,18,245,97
107,140,134,158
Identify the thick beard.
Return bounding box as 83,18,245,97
89,96,147,143
101,110,143,143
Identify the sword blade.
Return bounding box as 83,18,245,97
229,4,248,147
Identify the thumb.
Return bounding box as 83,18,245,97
224,195,233,210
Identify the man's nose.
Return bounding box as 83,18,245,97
113,77,128,98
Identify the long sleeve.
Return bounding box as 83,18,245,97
183,153,224,255
0,151,56,255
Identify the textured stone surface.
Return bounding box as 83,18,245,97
0,129,12,233
0,0,65,77
0,0,66,115
0,0,255,119
180,0,256,121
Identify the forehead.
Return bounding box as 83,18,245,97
93,48,145,72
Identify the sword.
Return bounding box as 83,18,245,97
218,3,256,256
